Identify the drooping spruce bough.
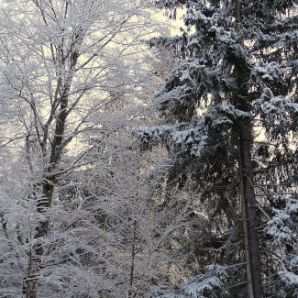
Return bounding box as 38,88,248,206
137,0,298,297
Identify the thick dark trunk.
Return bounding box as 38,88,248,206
239,120,263,298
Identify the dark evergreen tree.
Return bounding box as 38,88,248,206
137,1,298,297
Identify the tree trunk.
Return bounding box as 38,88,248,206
232,0,263,295
239,161,254,298
129,220,137,298
239,120,263,298
22,47,79,298
22,180,55,298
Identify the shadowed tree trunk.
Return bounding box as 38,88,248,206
233,0,263,295
239,120,263,298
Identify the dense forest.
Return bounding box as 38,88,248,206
0,1,297,297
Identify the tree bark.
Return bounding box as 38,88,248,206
239,158,254,298
239,120,263,298
232,0,263,295
129,220,137,298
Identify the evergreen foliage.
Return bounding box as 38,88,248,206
137,0,298,296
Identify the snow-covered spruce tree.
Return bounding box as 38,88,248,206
266,196,298,298
136,0,298,297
